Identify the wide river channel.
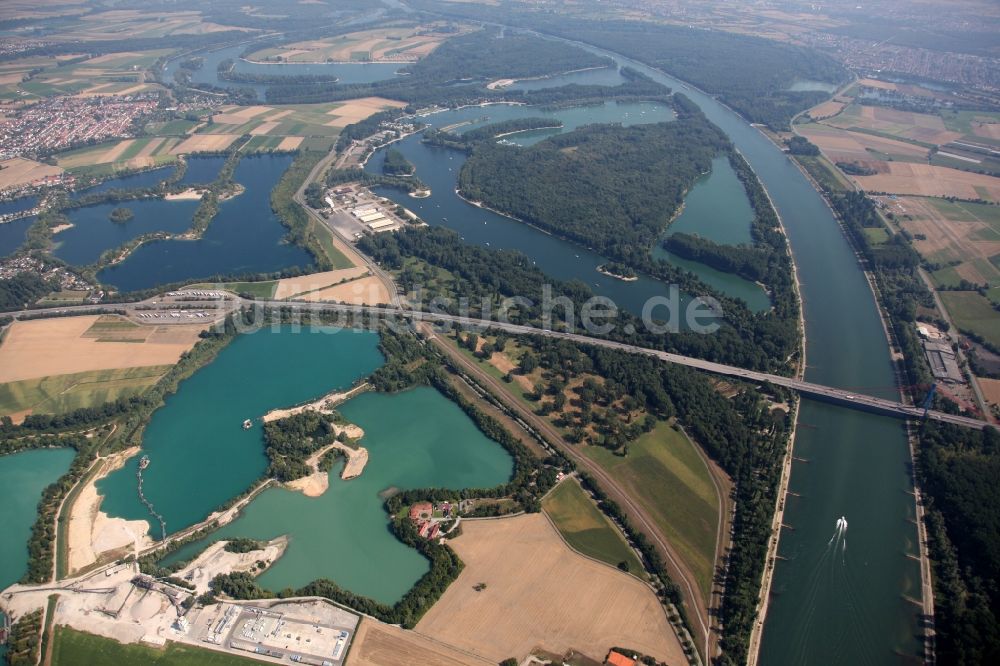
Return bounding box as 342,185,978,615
365,48,922,662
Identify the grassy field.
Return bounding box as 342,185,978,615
940,290,1000,347
794,154,852,193
583,421,720,597
542,478,644,576
50,626,267,666
310,219,355,270
187,280,278,298
863,227,890,244
0,365,169,417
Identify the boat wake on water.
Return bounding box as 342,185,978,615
783,516,882,666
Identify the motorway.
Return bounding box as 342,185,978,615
6,297,990,431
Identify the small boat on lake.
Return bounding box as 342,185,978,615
242,419,252,430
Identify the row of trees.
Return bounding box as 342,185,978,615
918,422,1000,664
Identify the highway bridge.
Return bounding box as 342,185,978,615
6,297,991,431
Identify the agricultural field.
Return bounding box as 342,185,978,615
0,315,203,403
7,51,169,99
247,23,463,63
583,421,722,598
348,619,488,666
853,162,1000,201
0,365,170,422
888,196,1000,286
797,122,929,165
201,98,406,139
56,137,181,173
44,9,248,42
939,290,1000,348
416,513,685,665
50,626,264,666
0,157,64,189
542,477,644,576
797,80,1000,199
824,103,962,146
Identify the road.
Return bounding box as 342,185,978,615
7,298,990,431
290,143,402,307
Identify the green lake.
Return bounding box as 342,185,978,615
161,386,513,603
0,448,75,589
97,327,385,536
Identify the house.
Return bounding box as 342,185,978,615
409,502,432,521
605,650,637,666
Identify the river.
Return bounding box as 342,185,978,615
553,41,924,664
366,42,921,662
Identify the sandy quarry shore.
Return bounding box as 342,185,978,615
67,447,154,575
286,433,367,498
174,537,288,595
164,188,204,201
262,383,369,423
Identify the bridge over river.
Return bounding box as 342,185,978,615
9,297,990,431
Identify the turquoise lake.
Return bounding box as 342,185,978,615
160,386,513,603
97,327,385,535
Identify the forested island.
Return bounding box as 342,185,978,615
382,148,415,176
108,207,133,224
457,97,727,262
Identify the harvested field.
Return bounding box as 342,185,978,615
416,513,685,664
277,136,304,150
211,105,273,125
798,123,928,163
0,156,64,189
273,267,367,298
854,163,1000,201
290,275,390,305
808,100,845,120
247,25,460,63
0,315,203,383
249,121,279,136
325,97,407,126
349,620,490,666
171,133,239,154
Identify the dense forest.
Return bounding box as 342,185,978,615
407,2,847,130
263,410,345,482
918,422,1000,664
458,101,727,262
0,273,56,311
